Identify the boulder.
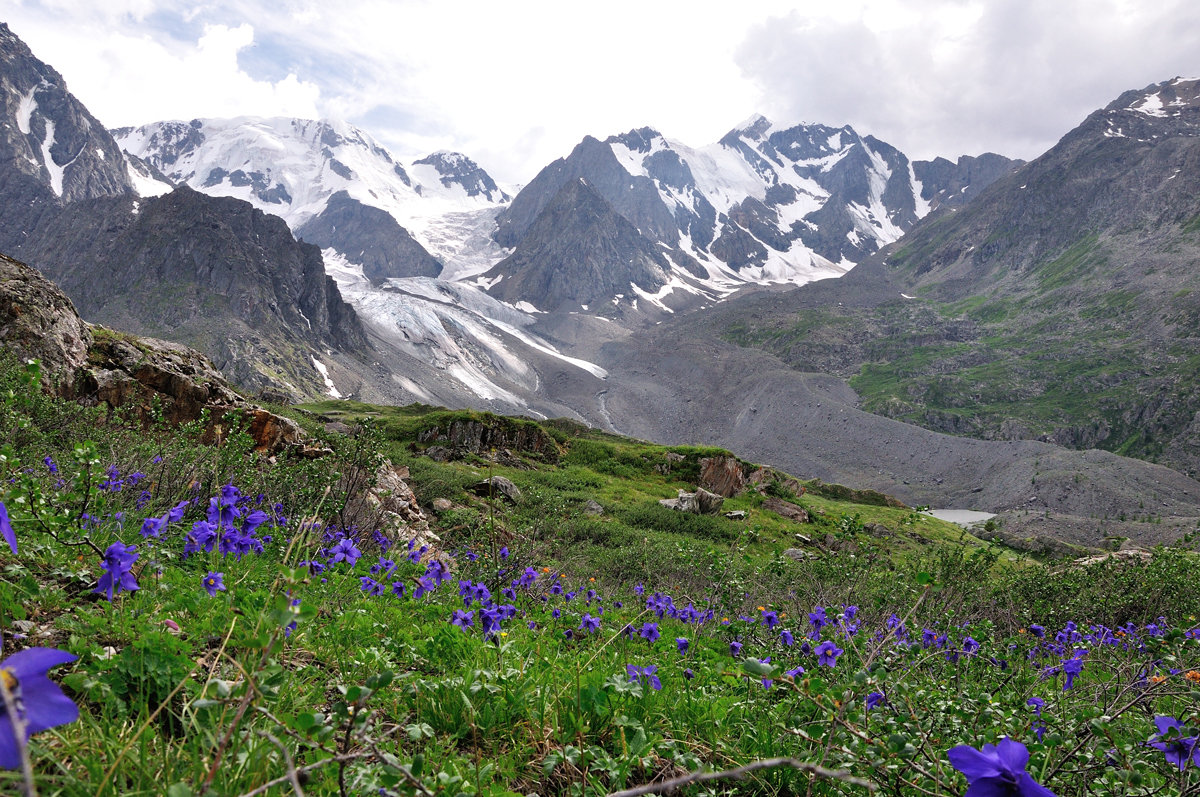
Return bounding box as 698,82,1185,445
699,455,747,497
470,476,522,504
582,499,605,516
659,487,725,515
762,497,810,523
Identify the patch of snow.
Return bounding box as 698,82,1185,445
125,159,173,197
580,304,589,311
900,293,915,299
95,148,105,160
15,89,36,135
1131,92,1168,117
39,119,64,196
311,356,342,399
826,132,842,150
513,300,542,314
909,161,932,219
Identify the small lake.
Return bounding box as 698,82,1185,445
922,509,996,527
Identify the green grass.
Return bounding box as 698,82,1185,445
2,355,1200,796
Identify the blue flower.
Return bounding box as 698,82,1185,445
815,640,843,668
729,640,743,657
94,542,139,602
639,622,660,643
328,537,362,567
675,637,689,654
626,664,661,691
202,571,225,597
1148,716,1200,771
0,648,79,769
0,501,15,555
948,737,1056,796
866,691,886,711
451,610,475,629
579,614,600,633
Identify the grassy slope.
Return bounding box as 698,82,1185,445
3,366,1199,796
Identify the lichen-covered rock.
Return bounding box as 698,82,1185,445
0,252,92,387
659,487,724,515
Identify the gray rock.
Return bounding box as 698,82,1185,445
471,476,522,505
582,499,605,516
659,487,724,515
0,252,92,388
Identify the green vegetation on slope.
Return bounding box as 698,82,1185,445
2,354,1200,796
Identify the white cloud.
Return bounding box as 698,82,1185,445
7,0,1200,184
735,0,1200,161
6,10,320,127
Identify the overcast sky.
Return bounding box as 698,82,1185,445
7,0,1200,185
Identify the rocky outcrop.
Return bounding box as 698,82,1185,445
470,476,522,504
341,461,440,551
0,250,324,456
698,455,748,497
0,252,91,387
414,416,560,463
659,487,724,515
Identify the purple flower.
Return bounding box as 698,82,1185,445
166,501,189,523
963,637,980,655
780,629,795,647
815,640,843,668
729,640,743,657
43,456,57,475
761,609,780,629
639,622,660,643
359,576,385,596
0,648,79,769
139,515,166,539
579,614,600,633
785,666,806,679
1062,652,1086,691
94,542,139,601
328,537,362,567
0,501,15,555
675,637,689,654
626,664,662,691
451,610,475,629
1148,716,1200,771
202,571,225,597
948,738,1056,797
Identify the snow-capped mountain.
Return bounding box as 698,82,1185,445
486,117,1020,313
114,117,511,280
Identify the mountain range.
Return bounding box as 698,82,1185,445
3,19,1200,544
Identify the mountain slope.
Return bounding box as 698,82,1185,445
0,25,368,400
490,117,1022,312
114,117,511,278
703,77,1200,475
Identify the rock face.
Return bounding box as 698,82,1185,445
0,252,92,386
414,416,561,463
482,178,672,312
0,22,135,204
698,456,748,497
296,190,442,283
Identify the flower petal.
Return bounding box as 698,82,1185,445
0,716,22,770
3,648,76,679
948,745,1003,780
964,778,1012,797
18,675,79,735
994,737,1031,772
1016,771,1059,796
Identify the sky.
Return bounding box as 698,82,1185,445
6,0,1200,186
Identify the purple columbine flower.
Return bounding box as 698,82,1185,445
0,647,79,769
0,501,16,555
202,571,225,597
815,640,843,668
94,542,139,602
1148,716,1200,771
947,738,1056,796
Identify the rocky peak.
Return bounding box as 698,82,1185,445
412,150,508,202
483,178,671,312
0,23,135,202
